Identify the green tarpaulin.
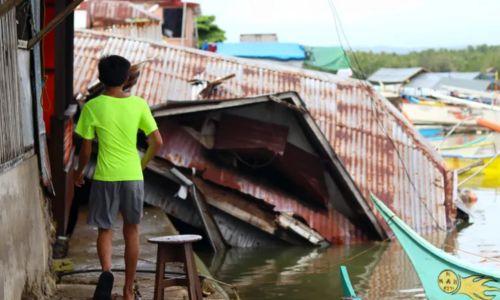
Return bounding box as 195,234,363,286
304,46,351,72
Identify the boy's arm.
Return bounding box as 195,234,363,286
74,139,92,187
141,130,163,170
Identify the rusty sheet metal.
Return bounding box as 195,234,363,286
157,120,365,243
212,113,330,206
86,0,160,27
214,114,289,156
274,142,329,206
95,23,163,43
73,30,454,235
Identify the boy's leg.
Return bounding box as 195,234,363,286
119,180,144,299
97,228,113,271
123,223,139,299
88,180,120,271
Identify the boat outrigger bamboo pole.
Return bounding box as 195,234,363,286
458,151,500,187
436,116,475,149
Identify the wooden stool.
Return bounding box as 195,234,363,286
148,234,203,300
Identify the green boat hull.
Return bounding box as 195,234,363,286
340,265,361,300
372,194,500,300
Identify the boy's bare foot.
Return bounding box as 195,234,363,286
123,286,134,300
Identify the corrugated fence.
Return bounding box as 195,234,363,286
73,30,454,234
0,3,24,165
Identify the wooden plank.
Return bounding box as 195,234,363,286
192,178,313,246
146,158,226,253
189,186,227,253
25,0,84,49
277,213,328,246
193,177,277,235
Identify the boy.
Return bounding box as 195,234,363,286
74,55,163,300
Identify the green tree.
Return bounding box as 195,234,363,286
335,45,500,78
196,15,226,47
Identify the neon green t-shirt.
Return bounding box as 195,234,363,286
75,94,158,181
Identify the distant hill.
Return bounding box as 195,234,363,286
344,45,500,78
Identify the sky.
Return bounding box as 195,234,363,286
194,0,500,50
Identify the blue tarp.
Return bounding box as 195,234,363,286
216,42,306,61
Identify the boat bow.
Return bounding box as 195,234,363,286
371,194,500,300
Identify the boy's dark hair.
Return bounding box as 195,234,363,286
98,55,131,87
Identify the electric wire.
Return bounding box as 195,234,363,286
325,0,447,231
326,0,368,78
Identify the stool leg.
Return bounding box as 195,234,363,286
153,246,166,300
183,243,203,300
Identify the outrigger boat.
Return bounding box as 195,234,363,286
340,266,361,300
434,134,500,178
372,194,500,300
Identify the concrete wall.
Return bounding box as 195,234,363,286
0,155,53,300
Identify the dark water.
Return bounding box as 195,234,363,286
203,186,500,300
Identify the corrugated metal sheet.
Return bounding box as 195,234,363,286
96,23,163,43
0,3,24,165
86,0,160,27
368,67,425,84
214,113,289,155
73,30,454,236
407,72,488,90
435,77,491,92
156,120,365,243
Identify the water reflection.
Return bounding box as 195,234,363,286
453,188,500,269
205,244,390,299
204,186,500,300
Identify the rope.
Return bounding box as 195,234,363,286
369,97,447,231
340,240,391,265
443,243,500,264
326,0,367,78
325,0,446,231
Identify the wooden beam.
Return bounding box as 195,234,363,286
189,186,226,253
146,159,226,253
23,0,84,49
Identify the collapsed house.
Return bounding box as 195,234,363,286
145,93,385,247
74,30,456,245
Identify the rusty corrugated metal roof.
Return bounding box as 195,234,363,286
94,23,163,43
73,30,455,236
156,118,371,243
85,0,160,27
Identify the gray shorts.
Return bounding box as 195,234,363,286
88,180,144,229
